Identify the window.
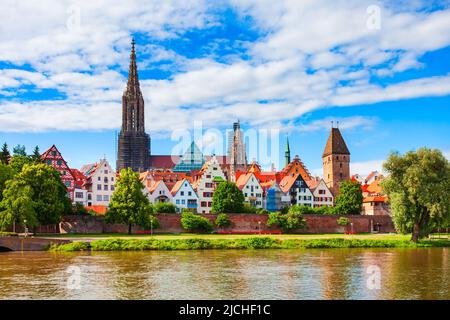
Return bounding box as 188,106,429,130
104,177,108,183
47,160,52,165
188,191,192,196
51,151,56,156
205,183,212,188
62,171,66,175
111,186,115,191
97,184,101,190
57,160,62,166
98,177,101,181
319,189,325,194
111,177,114,181
87,194,92,200
104,170,108,174
103,195,109,201
104,185,108,191
201,201,207,207
208,202,212,207
181,191,184,196
181,199,185,204
206,175,211,179
96,195,102,201
340,163,342,168
176,199,180,204
65,181,71,187
340,173,343,179
75,192,84,198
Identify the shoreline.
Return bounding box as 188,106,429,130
48,237,450,251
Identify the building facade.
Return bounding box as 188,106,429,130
171,179,199,212
81,158,116,207
236,172,264,208
307,178,334,207
144,180,173,204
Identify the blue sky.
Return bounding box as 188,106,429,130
0,0,449,175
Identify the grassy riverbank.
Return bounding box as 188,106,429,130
48,237,450,251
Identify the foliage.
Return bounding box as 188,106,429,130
242,202,258,213
0,163,68,231
0,163,13,202
106,168,152,234
266,209,307,232
337,217,350,226
72,203,89,215
9,155,33,175
256,208,270,215
12,145,27,157
0,143,10,164
154,201,177,213
180,212,213,232
215,213,231,228
313,205,336,215
382,148,450,242
211,181,245,213
289,204,314,215
48,237,450,252
334,180,363,215
0,231,18,237
30,146,41,163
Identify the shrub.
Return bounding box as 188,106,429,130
242,202,258,213
313,205,336,215
211,181,245,213
256,208,270,215
0,231,18,237
267,211,307,232
180,212,213,232
154,202,177,214
289,205,314,215
215,213,231,228
337,217,350,226
72,203,89,215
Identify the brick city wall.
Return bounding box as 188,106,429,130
53,214,395,234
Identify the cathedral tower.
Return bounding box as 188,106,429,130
116,39,150,172
322,125,350,196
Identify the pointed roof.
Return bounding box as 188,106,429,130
125,38,141,97
322,128,350,157
173,141,205,172
285,136,290,153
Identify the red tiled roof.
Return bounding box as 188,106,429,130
149,155,181,169
85,205,108,215
363,196,387,203
170,178,188,196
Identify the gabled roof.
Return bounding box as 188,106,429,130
322,128,350,157
279,172,300,193
148,155,181,169
173,142,205,172
281,155,312,181
306,178,321,191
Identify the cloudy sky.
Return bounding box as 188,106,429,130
0,0,449,175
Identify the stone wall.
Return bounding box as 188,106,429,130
56,214,395,234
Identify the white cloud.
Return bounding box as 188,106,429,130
0,0,450,133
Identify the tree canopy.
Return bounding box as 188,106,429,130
106,168,152,234
382,148,450,242
334,180,363,215
211,181,245,213
0,143,10,164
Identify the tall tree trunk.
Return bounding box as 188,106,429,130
411,223,420,243
128,223,132,235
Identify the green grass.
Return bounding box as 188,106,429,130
47,237,450,252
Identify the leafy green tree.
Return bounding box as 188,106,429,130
266,210,307,232
215,213,231,228
211,181,245,213
0,143,10,164
289,204,315,215
242,202,257,213
106,168,152,234
72,203,89,215
154,202,177,213
9,155,33,175
313,205,336,215
0,163,13,202
382,148,450,242
0,185,37,232
180,212,213,232
12,145,27,157
0,164,68,232
334,180,363,215
31,146,41,163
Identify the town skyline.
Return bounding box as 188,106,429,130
1,1,450,175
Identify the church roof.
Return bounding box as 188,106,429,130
173,142,205,172
322,128,350,157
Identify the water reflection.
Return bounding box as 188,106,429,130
0,248,448,300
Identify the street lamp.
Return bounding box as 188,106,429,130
23,219,28,237
350,222,354,234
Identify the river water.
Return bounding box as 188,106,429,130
0,248,448,300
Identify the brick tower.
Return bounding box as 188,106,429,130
322,125,350,196
116,39,150,172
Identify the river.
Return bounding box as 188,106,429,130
0,248,448,300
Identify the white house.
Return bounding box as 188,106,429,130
236,172,264,208
81,158,116,207
279,173,314,207
144,180,173,204
171,179,199,212
73,187,88,206
307,178,334,207
193,156,227,213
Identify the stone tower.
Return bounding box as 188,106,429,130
228,120,247,181
116,39,150,172
322,126,350,196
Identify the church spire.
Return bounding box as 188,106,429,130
126,38,141,96
285,135,291,166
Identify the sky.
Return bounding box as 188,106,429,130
0,0,449,176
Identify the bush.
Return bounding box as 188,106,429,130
313,205,336,215
0,231,18,237
242,203,258,213
211,181,245,213
154,202,177,214
337,217,350,226
180,212,213,232
289,205,314,215
72,203,89,215
267,211,307,232
256,208,270,215
215,213,231,228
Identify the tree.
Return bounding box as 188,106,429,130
215,213,231,228
31,146,41,163
382,148,450,242
289,204,314,215
9,155,33,175
334,180,363,215
211,181,245,213
266,210,307,232
154,202,177,213
12,145,27,157
0,163,68,232
0,163,13,202
0,185,37,232
106,168,152,234
0,143,10,164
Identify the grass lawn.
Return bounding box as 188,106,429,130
38,232,430,241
